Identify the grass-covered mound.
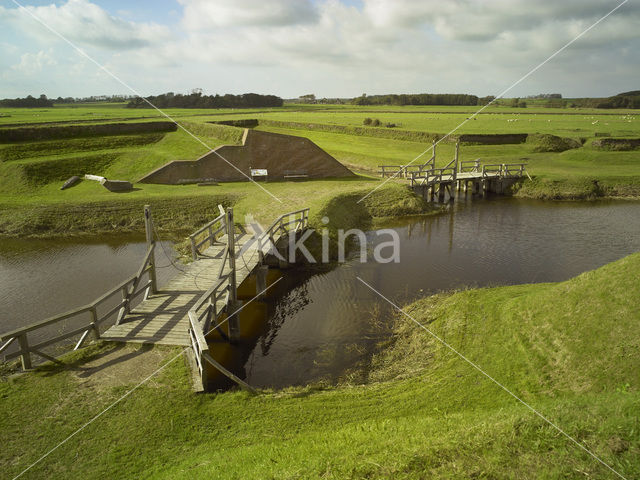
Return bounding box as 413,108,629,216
526,133,583,152
1,254,638,479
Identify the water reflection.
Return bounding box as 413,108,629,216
2,198,639,389
238,198,640,389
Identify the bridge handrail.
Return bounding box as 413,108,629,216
410,167,456,187
482,163,528,178
189,209,227,260
256,208,310,255
1,244,156,370
459,159,481,173
188,312,255,393
378,156,435,178
502,163,528,176
186,207,309,392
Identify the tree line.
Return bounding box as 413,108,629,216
126,92,283,109
0,94,53,108
351,93,480,106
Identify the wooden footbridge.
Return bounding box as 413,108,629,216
378,142,530,202
0,205,310,392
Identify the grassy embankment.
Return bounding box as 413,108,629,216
1,104,639,239
243,109,640,199
0,116,433,238
2,253,638,479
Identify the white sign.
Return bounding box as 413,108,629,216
250,169,268,177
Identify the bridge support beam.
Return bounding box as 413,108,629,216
226,207,241,342
256,265,268,298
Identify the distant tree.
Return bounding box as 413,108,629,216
352,92,478,106
126,91,283,109
477,95,496,105
0,94,53,107
545,98,566,108
363,117,372,125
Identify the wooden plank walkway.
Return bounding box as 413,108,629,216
101,229,260,346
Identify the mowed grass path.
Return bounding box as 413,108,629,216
1,253,638,479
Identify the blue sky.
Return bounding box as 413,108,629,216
1,0,638,99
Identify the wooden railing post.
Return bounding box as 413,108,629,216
90,306,100,340
190,236,198,261
116,285,128,325
144,205,158,294
454,141,459,171
226,207,240,341
17,334,31,370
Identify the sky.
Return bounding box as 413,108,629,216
0,0,638,99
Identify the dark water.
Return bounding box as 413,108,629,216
239,198,640,388
0,236,178,339
2,199,639,388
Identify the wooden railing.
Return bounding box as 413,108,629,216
410,167,456,187
459,159,481,173
255,207,310,260
503,163,528,178
189,206,227,260
482,164,504,177
482,163,528,178
0,244,156,370
188,314,255,393
186,206,309,392
378,158,435,178
189,277,229,336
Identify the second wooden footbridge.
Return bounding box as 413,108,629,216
378,142,531,202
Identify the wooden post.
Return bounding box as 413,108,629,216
190,236,198,261
90,306,100,340
17,334,31,370
256,266,268,298
227,208,237,303
455,141,459,172
115,284,128,325
144,205,158,294
226,207,240,341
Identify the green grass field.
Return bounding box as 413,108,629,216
2,253,638,479
1,102,639,237
1,103,639,478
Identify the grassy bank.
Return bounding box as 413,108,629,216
2,253,638,479
2,104,639,241
0,177,432,238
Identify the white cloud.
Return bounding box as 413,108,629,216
179,0,319,29
11,49,57,75
0,0,638,98
1,0,172,50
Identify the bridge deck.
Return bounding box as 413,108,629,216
101,230,260,346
